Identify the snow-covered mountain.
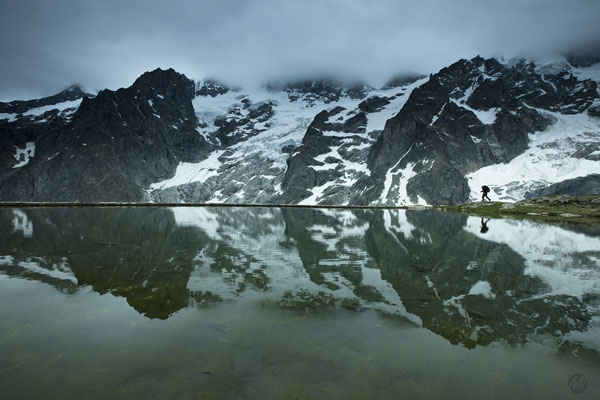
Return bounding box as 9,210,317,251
1,56,598,204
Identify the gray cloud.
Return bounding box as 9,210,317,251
1,0,599,100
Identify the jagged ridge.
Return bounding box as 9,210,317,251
1,57,599,204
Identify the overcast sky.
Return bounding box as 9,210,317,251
1,0,599,100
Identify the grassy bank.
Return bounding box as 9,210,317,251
437,194,600,224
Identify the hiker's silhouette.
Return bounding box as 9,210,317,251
481,185,491,202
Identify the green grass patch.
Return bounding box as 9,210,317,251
437,194,600,225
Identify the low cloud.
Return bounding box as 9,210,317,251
1,0,599,100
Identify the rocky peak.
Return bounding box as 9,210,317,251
283,79,343,105
58,84,90,98
73,68,203,158
196,79,229,97
264,79,375,105
360,55,600,206
0,67,215,202
131,68,195,103
0,85,94,115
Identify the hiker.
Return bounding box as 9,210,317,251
481,185,491,202
480,217,490,234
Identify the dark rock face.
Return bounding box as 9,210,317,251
0,68,211,201
358,56,598,205
281,110,344,203
358,96,390,113
588,104,600,117
280,80,373,104
280,106,371,204
213,99,275,146
406,164,471,206
524,174,600,198
284,80,343,105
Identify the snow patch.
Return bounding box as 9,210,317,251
430,102,447,125
449,98,500,125
298,181,336,205
379,151,428,206
150,150,226,190
310,145,370,175
13,142,35,168
0,255,14,266
380,146,412,204
0,99,83,122
170,207,222,240
365,77,429,133
12,209,33,238
383,210,416,240
468,281,496,299
572,63,600,85
5,257,77,284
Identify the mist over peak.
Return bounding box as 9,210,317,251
1,0,600,100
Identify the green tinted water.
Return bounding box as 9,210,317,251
0,207,599,399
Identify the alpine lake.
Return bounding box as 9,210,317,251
1,206,599,399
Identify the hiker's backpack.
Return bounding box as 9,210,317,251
482,185,490,193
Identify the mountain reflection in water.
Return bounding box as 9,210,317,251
1,206,598,354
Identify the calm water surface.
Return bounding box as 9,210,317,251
1,207,599,399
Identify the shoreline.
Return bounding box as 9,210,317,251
1,195,599,225
0,201,422,210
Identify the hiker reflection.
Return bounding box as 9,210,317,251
480,218,490,234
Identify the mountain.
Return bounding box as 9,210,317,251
1,69,212,201
1,56,599,204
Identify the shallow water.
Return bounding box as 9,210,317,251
0,207,599,399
